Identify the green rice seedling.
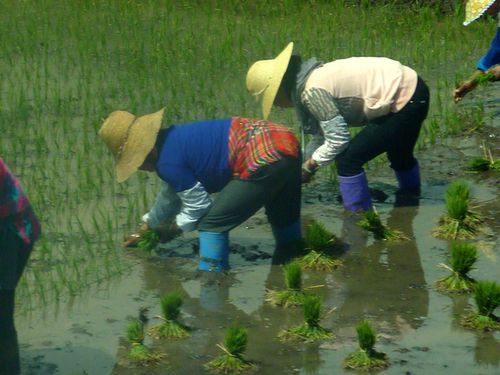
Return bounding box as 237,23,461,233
296,221,343,271
149,292,190,339
343,320,389,370
433,181,482,239
266,262,309,307
138,229,160,252
357,209,408,241
126,319,165,365
205,325,253,374
469,145,500,172
436,243,477,293
279,295,334,342
461,281,500,331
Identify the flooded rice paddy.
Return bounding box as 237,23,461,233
17,92,499,375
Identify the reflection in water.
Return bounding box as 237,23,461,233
336,203,429,337
475,333,500,367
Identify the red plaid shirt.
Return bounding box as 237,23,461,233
0,158,40,245
228,117,300,179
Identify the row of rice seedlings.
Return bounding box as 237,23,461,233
266,262,310,307
469,144,500,172
357,209,408,241
278,295,334,342
436,242,477,294
461,280,500,332
433,181,482,239
296,221,343,271
343,320,389,370
149,292,190,339
126,319,165,366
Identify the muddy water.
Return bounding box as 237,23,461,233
18,96,499,374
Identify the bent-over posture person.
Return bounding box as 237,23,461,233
0,158,41,375
246,42,430,211
99,109,302,271
454,0,500,102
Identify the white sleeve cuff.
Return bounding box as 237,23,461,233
312,115,351,166
143,182,181,229
175,182,212,232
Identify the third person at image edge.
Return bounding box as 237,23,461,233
246,42,430,211
454,0,500,102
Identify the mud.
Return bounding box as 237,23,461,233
17,92,499,374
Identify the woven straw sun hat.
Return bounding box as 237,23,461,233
464,0,497,25
99,108,165,183
246,42,294,120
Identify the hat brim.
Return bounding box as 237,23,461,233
464,0,497,25
116,108,165,182
261,42,294,119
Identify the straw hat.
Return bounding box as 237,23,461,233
464,0,497,25
99,108,165,182
246,42,294,119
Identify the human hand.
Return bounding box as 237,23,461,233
301,159,318,184
453,80,477,103
157,222,182,243
123,222,149,248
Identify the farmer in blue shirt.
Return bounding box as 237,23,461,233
454,0,500,102
99,109,302,271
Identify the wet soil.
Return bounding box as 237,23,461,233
17,95,499,374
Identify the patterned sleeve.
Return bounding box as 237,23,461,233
0,159,17,219
301,88,351,165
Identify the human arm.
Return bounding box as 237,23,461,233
123,182,182,247
300,88,351,182
453,67,499,103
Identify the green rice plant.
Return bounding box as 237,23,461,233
296,221,343,271
469,146,500,172
461,281,500,331
266,262,309,307
149,292,190,339
343,320,389,370
205,325,253,374
279,295,334,342
126,318,165,365
433,181,482,239
138,229,160,252
436,243,477,293
357,209,408,241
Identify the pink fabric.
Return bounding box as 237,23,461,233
305,57,418,122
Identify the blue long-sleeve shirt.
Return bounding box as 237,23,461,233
477,26,500,71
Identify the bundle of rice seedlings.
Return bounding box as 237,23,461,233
138,229,160,252
205,326,253,374
357,209,408,241
433,181,482,239
279,295,334,342
266,262,309,307
126,319,165,365
296,221,343,271
461,280,500,331
150,292,190,339
436,243,477,293
343,320,389,370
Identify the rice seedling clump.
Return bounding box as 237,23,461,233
138,229,160,252
461,280,500,331
357,209,408,241
266,262,309,307
279,294,334,342
126,319,165,366
205,325,253,374
150,292,190,339
343,320,389,370
433,181,482,239
436,242,477,293
296,221,343,271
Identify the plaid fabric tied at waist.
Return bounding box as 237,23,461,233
228,117,299,179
